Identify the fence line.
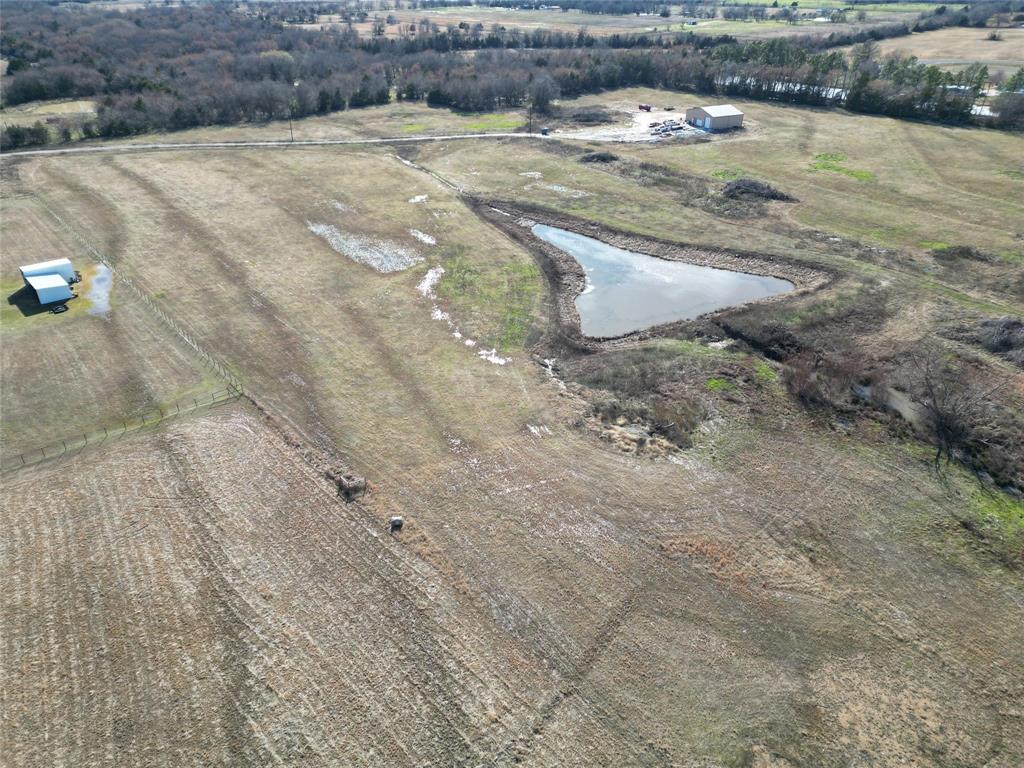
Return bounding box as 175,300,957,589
1,387,241,473
31,193,246,394
5,195,250,473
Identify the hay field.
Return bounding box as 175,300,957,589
426,88,1024,266
300,5,917,41
300,7,672,37
2,93,1024,766
860,25,1024,77
0,99,97,130
105,101,525,146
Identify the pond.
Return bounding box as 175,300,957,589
86,263,112,316
532,224,794,338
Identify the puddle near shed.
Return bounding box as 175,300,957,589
532,225,794,337
86,264,112,315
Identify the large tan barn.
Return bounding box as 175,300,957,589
685,104,744,131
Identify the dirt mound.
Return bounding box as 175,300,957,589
947,316,1024,367
931,245,995,263
722,178,795,202
568,107,615,126
579,151,619,164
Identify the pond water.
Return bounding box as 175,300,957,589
86,263,112,315
532,224,794,337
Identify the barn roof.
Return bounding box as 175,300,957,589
25,273,70,291
20,257,74,276
700,104,744,118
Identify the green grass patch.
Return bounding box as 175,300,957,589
711,168,744,180
436,247,542,351
810,152,876,182
462,113,525,132
919,241,949,250
964,490,1024,562
754,359,777,385
0,278,91,330
705,377,735,392
1001,167,1024,180
402,122,428,133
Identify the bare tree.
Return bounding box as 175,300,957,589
906,343,1004,467
527,74,560,115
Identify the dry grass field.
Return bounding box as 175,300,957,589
859,25,1024,78
425,88,1024,266
299,5,919,42
0,188,221,462
298,7,674,37
2,89,1023,766
0,99,97,130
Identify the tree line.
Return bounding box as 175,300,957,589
1,0,1021,151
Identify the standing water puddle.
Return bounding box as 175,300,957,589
532,225,794,337
86,264,112,315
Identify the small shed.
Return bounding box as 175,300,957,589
25,273,73,305
685,104,744,131
20,258,77,283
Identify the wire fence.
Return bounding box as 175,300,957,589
32,193,246,394
1,386,242,473
6,195,251,473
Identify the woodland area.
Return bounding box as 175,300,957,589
1,0,1023,149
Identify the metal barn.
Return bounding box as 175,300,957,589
19,258,76,305
20,258,77,283
24,273,73,305
685,104,744,131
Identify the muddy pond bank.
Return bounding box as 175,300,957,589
532,224,796,337
471,199,831,352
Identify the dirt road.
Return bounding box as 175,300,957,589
2,132,545,159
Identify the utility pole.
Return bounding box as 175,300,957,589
290,80,300,143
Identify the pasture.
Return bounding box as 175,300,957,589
299,4,921,41
2,85,1023,767
854,25,1024,78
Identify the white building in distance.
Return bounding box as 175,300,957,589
685,104,745,131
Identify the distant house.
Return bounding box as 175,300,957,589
20,258,77,305
685,104,744,132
